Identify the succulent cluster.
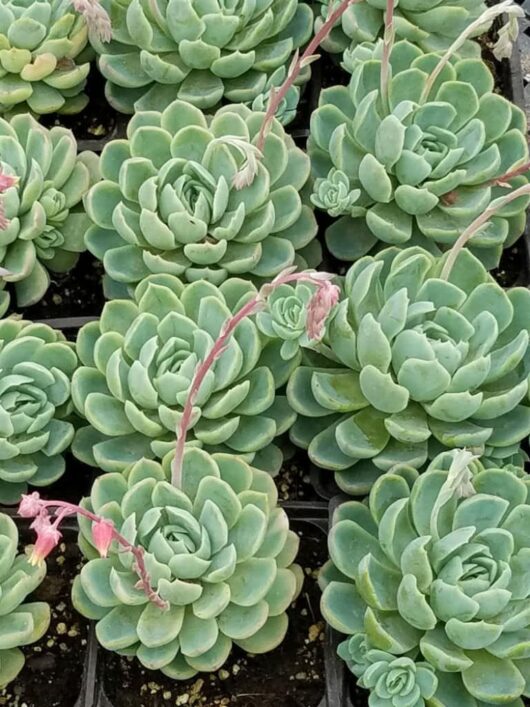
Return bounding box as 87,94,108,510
0,0,92,115
85,100,319,296
0,113,99,308
314,0,487,56
308,40,529,268
321,451,530,705
73,450,303,676
91,0,313,114
0,317,77,504
72,274,297,474
288,246,530,494
0,512,50,688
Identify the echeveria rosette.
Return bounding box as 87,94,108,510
84,100,319,297
72,273,297,474
72,450,303,677
90,0,313,114
0,317,77,504
287,246,530,495
361,653,437,707
0,513,50,688
314,0,486,57
320,452,530,706
250,65,307,126
308,40,529,269
0,113,99,307
0,0,92,115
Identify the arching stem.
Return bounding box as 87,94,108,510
440,183,530,280
171,271,340,488
380,0,396,112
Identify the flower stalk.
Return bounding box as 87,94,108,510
380,0,396,112
18,493,168,610
171,270,340,488
419,0,521,103
254,0,362,152
441,182,530,280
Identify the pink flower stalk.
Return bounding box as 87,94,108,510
171,268,339,486
91,518,114,558
306,279,340,340
0,171,18,231
18,493,168,610
71,0,112,43
28,514,62,567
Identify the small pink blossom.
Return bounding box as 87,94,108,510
18,492,45,518
71,0,112,43
0,173,19,192
306,279,340,340
92,518,114,558
28,514,62,566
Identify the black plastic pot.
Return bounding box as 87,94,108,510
58,503,345,707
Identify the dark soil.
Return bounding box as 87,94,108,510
276,448,321,502
6,253,105,324
0,526,89,707
99,519,326,707
40,67,123,150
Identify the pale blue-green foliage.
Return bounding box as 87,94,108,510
0,513,50,688
256,281,314,362
0,113,99,309
0,0,92,115
251,65,308,126
0,317,78,504
72,274,298,475
308,40,529,270
72,451,303,677
84,100,319,297
314,0,486,56
91,0,313,114
287,246,530,494
320,451,530,706
361,653,437,707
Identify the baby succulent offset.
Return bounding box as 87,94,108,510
72,273,297,474
0,513,50,688
0,317,77,504
314,0,486,56
308,40,529,269
90,0,313,113
0,113,99,308
72,450,303,676
0,0,92,115
85,100,319,296
321,451,530,706
287,246,530,494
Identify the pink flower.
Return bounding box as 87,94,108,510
306,280,340,340
18,492,45,518
92,518,114,558
0,173,19,192
71,0,112,43
28,514,61,566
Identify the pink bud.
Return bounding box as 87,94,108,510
306,280,340,341
28,514,61,566
0,172,18,193
18,492,45,518
92,518,114,558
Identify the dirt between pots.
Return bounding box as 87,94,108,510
100,522,326,707
0,535,89,707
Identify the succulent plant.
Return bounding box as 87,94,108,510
308,40,529,269
0,113,99,307
72,273,297,474
90,0,313,114
320,450,530,706
250,66,305,126
0,512,50,688
0,0,93,115
84,100,319,295
314,0,486,57
0,317,78,504
72,450,303,676
287,246,530,495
